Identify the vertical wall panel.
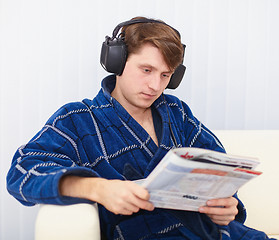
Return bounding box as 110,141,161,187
265,0,279,129
245,0,268,129
225,0,249,129
1,0,279,239
0,0,5,237
1,1,23,238
206,0,229,129
38,0,63,122
187,0,210,122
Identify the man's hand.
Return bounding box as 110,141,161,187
198,197,238,225
59,176,154,215
93,179,154,215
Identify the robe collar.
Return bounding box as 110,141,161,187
100,75,176,177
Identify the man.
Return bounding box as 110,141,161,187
7,17,272,239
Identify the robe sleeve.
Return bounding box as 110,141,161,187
6,102,100,206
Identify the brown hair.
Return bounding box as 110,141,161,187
122,17,184,71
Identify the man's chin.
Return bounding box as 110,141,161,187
135,100,153,110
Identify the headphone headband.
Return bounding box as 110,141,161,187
111,19,181,40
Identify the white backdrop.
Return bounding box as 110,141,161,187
1,0,279,239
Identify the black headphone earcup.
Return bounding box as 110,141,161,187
167,64,186,89
100,40,128,75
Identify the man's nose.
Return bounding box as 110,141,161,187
148,74,161,91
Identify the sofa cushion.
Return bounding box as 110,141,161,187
214,130,279,237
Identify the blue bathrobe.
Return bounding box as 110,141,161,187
7,75,271,239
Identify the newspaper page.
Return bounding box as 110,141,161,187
136,148,262,211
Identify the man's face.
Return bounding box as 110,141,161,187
112,43,173,113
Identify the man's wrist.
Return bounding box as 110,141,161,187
59,175,106,203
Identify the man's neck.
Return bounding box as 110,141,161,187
111,90,158,146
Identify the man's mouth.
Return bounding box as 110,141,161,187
142,92,157,98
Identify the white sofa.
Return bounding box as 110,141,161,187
35,130,279,239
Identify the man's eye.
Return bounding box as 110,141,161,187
162,73,170,78
143,69,150,73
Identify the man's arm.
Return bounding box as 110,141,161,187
59,175,155,215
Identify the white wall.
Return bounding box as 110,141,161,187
1,0,279,239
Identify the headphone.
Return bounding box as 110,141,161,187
100,18,186,89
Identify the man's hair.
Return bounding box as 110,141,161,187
122,17,184,72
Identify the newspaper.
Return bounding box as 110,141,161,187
136,147,262,211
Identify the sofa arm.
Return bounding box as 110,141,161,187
35,203,100,240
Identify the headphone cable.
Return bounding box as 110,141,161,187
162,94,178,148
